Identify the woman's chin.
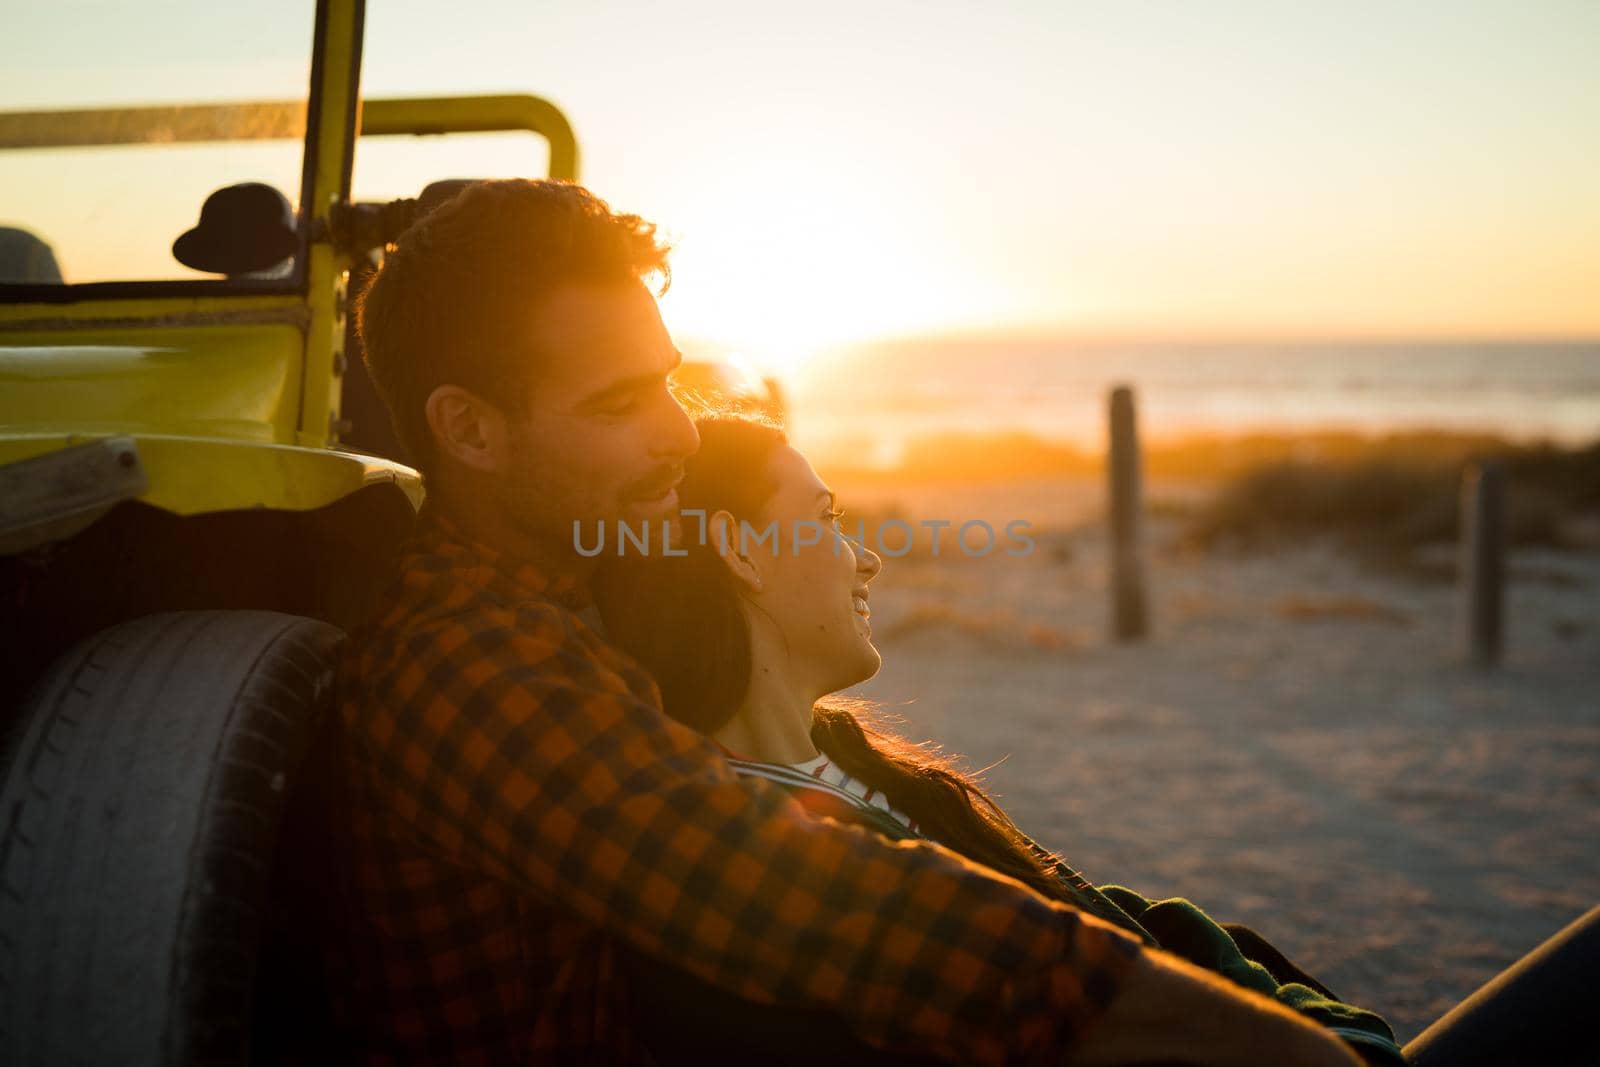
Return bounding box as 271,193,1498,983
848,644,883,685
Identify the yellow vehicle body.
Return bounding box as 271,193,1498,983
4,1,367,523
0,82,578,529
0,316,426,522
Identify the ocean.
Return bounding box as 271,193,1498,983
785,338,1600,466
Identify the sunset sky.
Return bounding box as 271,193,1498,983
361,0,1600,364
7,1,1599,373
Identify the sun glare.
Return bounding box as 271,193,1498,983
650,150,990,383
657,224,908,379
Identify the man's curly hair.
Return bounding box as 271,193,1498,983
356,179,671,476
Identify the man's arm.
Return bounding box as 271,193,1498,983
1071,949,1366,1067
350,606,1356,1065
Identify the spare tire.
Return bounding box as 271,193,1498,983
0,610,344,1066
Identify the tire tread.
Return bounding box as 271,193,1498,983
0,610,344,1066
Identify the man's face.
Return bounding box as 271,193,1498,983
497,280,699,559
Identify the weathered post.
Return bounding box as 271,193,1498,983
1108,385,1148,641
1460,459,1506,668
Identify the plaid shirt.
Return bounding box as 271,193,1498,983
326,505,1143,1065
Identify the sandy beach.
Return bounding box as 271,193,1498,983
833,475,1600,1044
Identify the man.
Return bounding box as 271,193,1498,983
332,178,1363,1065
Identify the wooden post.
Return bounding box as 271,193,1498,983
1460,460,1506,668
1108,385,1148,641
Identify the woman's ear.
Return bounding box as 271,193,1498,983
425,384,509,473
708,510,764,594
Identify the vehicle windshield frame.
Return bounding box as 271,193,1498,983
0,0,335,306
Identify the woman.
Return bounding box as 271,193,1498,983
592,414,1580,1067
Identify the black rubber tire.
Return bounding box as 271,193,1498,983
0,610,345,1067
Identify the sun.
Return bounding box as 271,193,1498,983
658,228,904,380
650,152,971,383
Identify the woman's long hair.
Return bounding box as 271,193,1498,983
593,414,1072,902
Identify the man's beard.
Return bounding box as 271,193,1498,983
500,470,599,570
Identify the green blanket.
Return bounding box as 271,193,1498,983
1089,884,1405,1066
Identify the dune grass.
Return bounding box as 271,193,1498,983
823,427,1600,565
1185,437,1600,559
821,427,1573,484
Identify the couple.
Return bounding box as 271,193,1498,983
589,413,1403,1064
329,178,1586,1066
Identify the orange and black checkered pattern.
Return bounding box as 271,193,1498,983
325,506,1143,1065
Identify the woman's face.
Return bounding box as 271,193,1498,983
739,444,882,696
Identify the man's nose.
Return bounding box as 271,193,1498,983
656,389,700,460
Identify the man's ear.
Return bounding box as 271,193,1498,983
708,510,764,594
424,384,509,474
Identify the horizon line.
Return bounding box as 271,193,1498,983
678,326,1600,357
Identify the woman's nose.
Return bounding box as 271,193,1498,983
857,542,883,583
